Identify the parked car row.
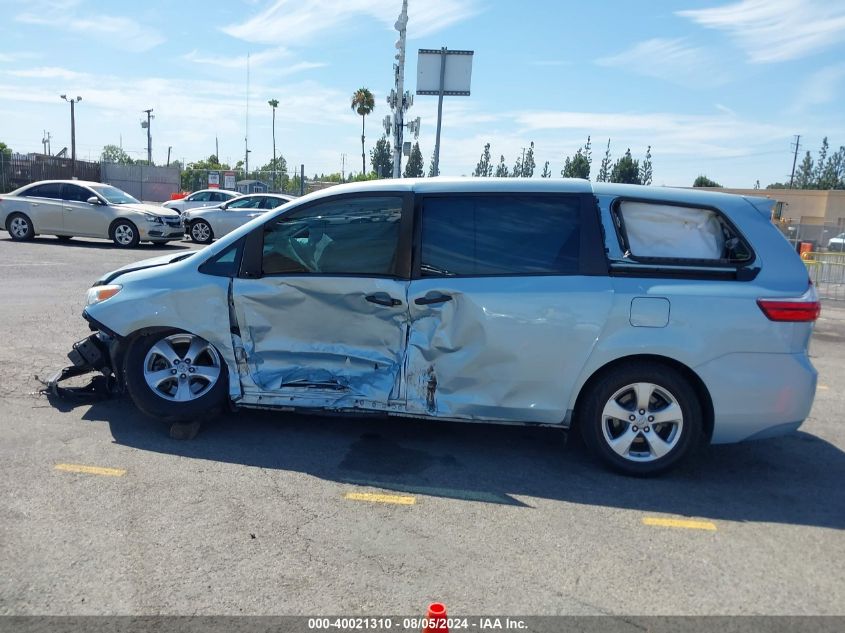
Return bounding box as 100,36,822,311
0,181,294,248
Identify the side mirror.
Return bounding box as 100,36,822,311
87,196,102,205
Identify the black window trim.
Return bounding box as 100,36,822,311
199,237,246,277
62,182,100,203
239,190,414,280
410,191,608,279
22,182,64,199
608,196,757,273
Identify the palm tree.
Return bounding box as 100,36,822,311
268,98,279,190
350,87,375,174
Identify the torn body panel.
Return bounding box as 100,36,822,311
405,276,614,424
232,276,409,409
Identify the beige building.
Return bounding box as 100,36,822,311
712,188,845,228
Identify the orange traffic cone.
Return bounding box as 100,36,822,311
422,602,448,633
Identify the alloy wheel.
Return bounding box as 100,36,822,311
142,333,221,402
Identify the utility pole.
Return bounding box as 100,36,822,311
142,108,154,164
60,95,82,176
341,153,346,182
216,136,219,161
166,146,172,167
390,0,410,178
245,53,251,179
789,134,801,189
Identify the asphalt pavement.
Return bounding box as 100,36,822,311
0,234,843,617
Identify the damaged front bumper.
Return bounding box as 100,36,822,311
45,330,121,400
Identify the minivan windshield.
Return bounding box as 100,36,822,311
89,185,140,205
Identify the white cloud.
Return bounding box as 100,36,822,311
16,2,164,52
8,67,86,80
791,64,845,112
184,47,290,69
678,0,845,63
223,0,480,46
596,38,730,87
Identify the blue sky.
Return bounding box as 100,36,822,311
1,0,844,187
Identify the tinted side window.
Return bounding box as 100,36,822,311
189,192,211,202
209,192,226,202
227,197,259,209
63,184,93,202
24,183,63,199
420,195,581,276
262,196,402,276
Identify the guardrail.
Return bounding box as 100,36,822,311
804,251,845,301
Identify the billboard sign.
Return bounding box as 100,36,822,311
224,171,236,190
416,49,473,96
208,171,220,188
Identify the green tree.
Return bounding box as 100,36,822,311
597,139,612,182
495,154,509,177
100,144,134,164
794,151,814,189
258,156,288,191
523,141,536,177
693,175,721,187
610,149,641,184
766,181,789,189
351,87,375,175
473,142,493,177
403,142,424,178
428,149,439,177
180,154,230,191
639,145,653,186
370,136,393,178
562,136,591,179
511,151,523,177
541,161,551,178
1,141,13,157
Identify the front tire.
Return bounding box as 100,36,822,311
124,330,228,421
110,220,140,248
579,362,703,476
189,219,214,244
6,213,34,241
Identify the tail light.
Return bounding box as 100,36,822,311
757,284,820,322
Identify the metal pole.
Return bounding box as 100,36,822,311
166,146,171,167
432,47,447,177
392,0,409,179
789,134,800,189
300,164,304,196
272,107,276,192
70,99,76,177
144,109,153,164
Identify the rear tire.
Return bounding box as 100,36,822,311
579,362,703,476
189,219,213,244
110,220,140,248
124,330,228,421
6,213,34,241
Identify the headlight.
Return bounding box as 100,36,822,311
86,284,122,306
141,212,164,224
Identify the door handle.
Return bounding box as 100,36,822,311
366,293,402,307
414,293,452,306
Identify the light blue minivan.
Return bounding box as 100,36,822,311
69,179,819,475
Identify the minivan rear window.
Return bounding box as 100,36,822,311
420,195,581,276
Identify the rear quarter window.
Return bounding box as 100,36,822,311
613,199,752,264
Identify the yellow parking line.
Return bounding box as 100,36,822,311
344,492,416,505
54,463,126,477
642,517,717,531
817,385,829,390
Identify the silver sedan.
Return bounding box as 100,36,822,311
0,180,183,248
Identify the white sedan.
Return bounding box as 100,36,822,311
182,193,294,243
161,189,240,215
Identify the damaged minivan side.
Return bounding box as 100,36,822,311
61,178,820,475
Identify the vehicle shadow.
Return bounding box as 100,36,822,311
58,394,845,530
2,236,194,251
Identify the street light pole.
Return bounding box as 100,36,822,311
142,109,154,164
60,94,82,176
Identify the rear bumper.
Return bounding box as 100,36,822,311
696,352,817,444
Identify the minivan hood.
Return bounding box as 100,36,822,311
95,251,195,285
